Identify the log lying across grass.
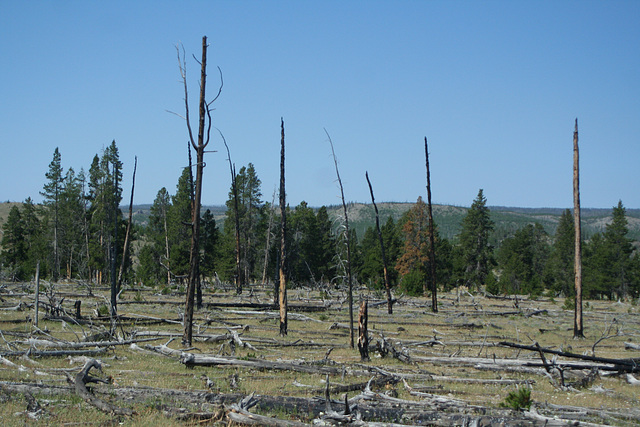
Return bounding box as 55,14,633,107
499,341,640,373
180,353,341,375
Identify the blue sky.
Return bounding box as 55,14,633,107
1,1,638,209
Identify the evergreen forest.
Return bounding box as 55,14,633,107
2,144,640,302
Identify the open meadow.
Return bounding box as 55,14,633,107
1,281,639,426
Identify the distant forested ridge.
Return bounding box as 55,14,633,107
121,202,640,244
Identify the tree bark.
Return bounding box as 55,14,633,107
573,118,584,338
424,137,438,312
365,172,393,314
278,118,288,336
183,36,211,346
357,299,369,361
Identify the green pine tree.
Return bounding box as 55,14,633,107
40,147,64,280
544,209,575,297
458,189,495,290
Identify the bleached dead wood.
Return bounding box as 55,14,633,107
132,330,231,342
225,309,323,323
624,342,640,350
180,353,340,375
15,336,162,349
226,393,309,426
500,341,640,373
627,374,640,385
1,379,626,426
1,348,107,358
73,358,133,416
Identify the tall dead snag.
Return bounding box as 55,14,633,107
573,119,584,338
110,156,119,318
179,36,221,346
118,156,137,291
220,131,242,295
424,137,438,313
326,129,354,348
278,118,288,336
357,299,370,361
365,171,393,314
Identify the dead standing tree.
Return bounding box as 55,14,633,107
573,118,584,338
219,130,243,295
278,118,288,336
326,129,354,348
424,137,438,313
365,171,393,314
174,36,222,346
117,156,137,291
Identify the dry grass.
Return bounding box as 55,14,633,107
1,281,639,425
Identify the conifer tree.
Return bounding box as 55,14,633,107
1,206,26,280
496,223,549,296
458,189,494,290
200,209,220,282
40,147,64,280
545,209,574,296
396,196,430,296
168,168,193,279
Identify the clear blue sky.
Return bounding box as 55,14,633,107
1,1,638,209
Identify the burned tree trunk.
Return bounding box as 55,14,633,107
181,36,220,346
278,118,288,336
573,119,584,339
424,137,438,313
365,172,393,314
118,156,137,291
357,299,369,361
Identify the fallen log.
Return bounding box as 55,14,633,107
15,336,163,350
180,353,341,375
625,342,640,350
0,348,108,358
226,393,309,426
500,341,640,373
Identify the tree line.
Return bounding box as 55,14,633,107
4,151,639,302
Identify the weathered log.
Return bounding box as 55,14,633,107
626,374,640,386
376,334,411,364
500,341,640,372
226,393,309,426
0,348,108,358
624,342,640,350
73,358,133,416
180,353,340,375
15,336,162,349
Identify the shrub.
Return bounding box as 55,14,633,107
501,387,532,411
399,269,426,297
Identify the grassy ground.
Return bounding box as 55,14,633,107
1,281,639,425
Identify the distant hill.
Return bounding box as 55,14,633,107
2,202,639,246
126,202,640,244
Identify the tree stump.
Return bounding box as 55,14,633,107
357,299,369,361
